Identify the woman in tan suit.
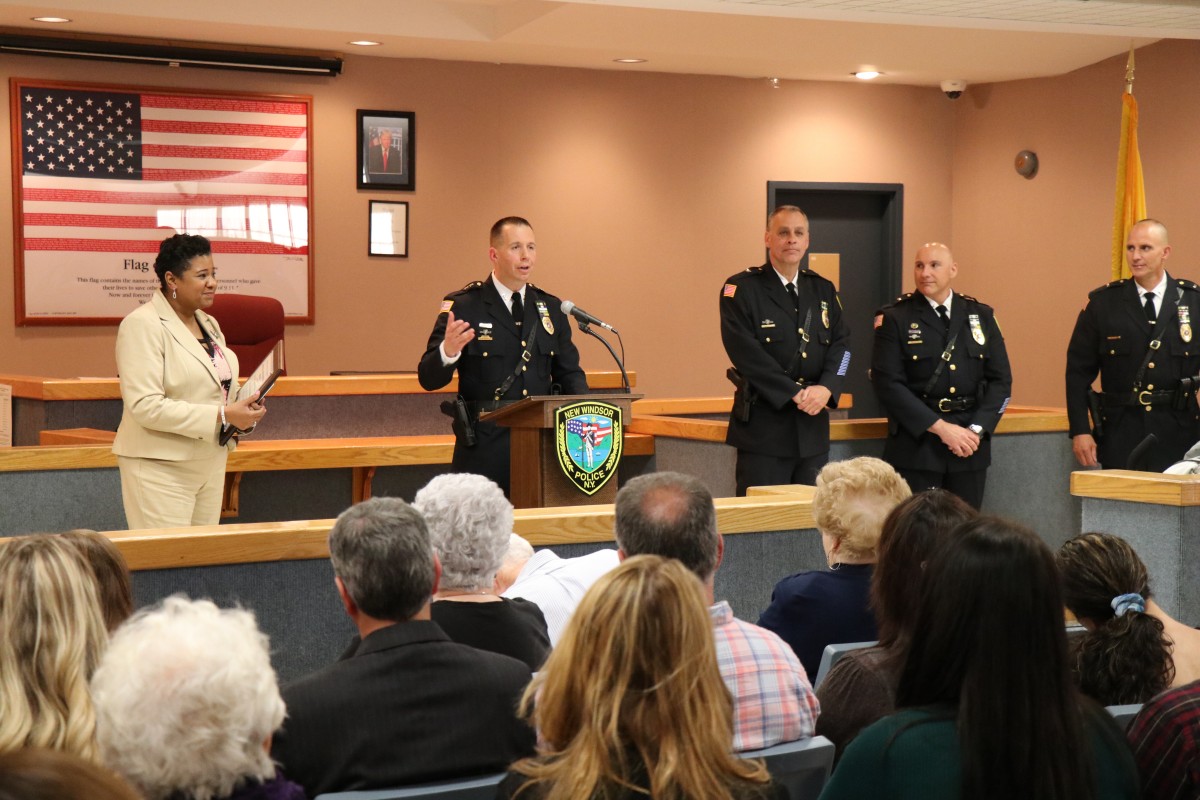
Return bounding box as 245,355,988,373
113,234,265,529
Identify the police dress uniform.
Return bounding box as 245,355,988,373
418,278,588,494
719,264,851,495
1066,275,1200,472
871,291,1012,509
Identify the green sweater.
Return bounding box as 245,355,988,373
819,707,1139,800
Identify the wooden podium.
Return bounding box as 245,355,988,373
482,393,640,509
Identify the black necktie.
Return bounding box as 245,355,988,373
511,290,523,327
936,304,950,331
1144,291,1156,323
786,282,799,313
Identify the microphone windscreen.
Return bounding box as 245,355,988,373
560,300,575,314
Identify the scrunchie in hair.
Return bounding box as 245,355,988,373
1111,592,1146,617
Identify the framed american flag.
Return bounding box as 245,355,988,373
10,79,314,324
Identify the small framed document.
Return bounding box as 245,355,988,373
220,342,284,446
369,200,409,257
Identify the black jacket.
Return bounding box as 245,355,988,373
720,265,850,459
872,292,1012,473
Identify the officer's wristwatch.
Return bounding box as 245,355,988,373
968,424,984,436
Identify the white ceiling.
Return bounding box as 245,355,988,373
0,0,1195,87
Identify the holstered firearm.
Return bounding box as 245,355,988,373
1176,375,1200,412
1087,389,1105,441
439,394,476,447
726,368,754,423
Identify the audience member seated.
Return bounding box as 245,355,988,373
58,529,134,633
0,748,140,800
1126,677,1200,800
498,555,786,800
496,534,620,647
1058,531,1200,705
613,471,818,751
821,517,1139,800
0,535,107,761
413,474,551,670
816,489,975,756
270,497,535,796
90,596,305,800
757,456,911,677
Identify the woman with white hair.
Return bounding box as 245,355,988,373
91,596,306,800
414,473,550,670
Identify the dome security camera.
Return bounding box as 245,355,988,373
940,79,967,100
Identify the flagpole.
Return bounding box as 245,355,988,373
1112,43,1146,281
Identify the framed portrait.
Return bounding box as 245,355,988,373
10,77,315,325
357,110,415,191
369,200,408,257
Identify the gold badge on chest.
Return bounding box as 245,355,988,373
821,300,830,329
969,313,986,345
1180,304,1193,343
537,301,554,334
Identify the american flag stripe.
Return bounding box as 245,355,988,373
140,95,308,115
143,144,307,162
24,238,302,254
23,188,309,206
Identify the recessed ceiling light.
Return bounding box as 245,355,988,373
348,40,382,47
853,70,882,80
31,16,71,23
613,58,646,64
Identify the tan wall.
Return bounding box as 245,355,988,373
0,52,952,396
951,39,1200,407
2,40,1197,405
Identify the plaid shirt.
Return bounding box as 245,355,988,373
710,600,820,751
1128,679,1200,800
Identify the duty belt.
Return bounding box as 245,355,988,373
464,398,520,421
925,396,976,413
1102,389,1183,408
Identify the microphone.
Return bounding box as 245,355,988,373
1126,433,1158,471
560,300,615,333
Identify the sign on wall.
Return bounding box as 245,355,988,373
10,78,314,324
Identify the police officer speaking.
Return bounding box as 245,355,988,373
871,242,1012,509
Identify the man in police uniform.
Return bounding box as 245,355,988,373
871,242,1012,509
1067,219,1200,472
418,217,588,494
720,205,851,495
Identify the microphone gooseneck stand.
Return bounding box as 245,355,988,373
576,321,630,393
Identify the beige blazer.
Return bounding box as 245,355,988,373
112,290,241,461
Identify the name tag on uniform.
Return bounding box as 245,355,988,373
760,319,776,329
478,321,493,341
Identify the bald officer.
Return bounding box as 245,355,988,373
1067,219,1200,472
871,242,1012,509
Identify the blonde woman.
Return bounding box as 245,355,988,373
757,456,912,677
499,555,785,800
0,535,108,761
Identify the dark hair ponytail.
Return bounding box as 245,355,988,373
1058,532,1173,704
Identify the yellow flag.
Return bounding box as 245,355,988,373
1112,88,1146,280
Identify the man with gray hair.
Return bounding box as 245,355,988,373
614,471,819,751
270,497,534,796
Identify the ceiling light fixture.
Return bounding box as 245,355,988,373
853,70,881,80
31,16,71,23
613,58,646,64
348,40,381,47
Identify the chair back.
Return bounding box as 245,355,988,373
207,293,286,377
813,640,877,689
1106,703,1144,731
313,771,505,800
740,735,836,800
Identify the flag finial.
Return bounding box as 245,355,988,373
1125,44,1136,94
